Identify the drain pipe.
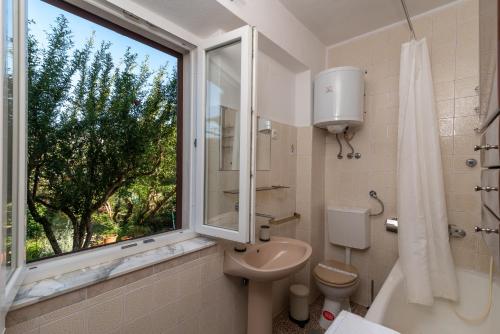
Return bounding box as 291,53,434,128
345,247,351,265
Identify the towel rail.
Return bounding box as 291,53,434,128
269,212,301,225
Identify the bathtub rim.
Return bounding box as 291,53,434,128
365,258,500,325
365,260,403,323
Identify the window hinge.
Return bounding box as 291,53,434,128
194,138,198,148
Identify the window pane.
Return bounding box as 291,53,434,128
2,0,16,278
26,0,181,262
204,41,241,231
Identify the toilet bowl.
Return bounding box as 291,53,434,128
313,259,359,329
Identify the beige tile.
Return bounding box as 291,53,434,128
152,270,179,309
440,136,454,156
7,290,87,327
437,99,454,119
153,250,200,274
453,135,479,155
39,312,85,334
455,96,479,117
435,81,455,101
87,267,153,299
6,329,38,334
176,291,202,325
198,306,219,334
172,318,198,334
124,284,153,322
455,76,479,98
456,45,479,79
439,118,454,137
150,302,179,334
5,318,40,334
122,315,154,334
453,155,479,172
85,296,123,334
457,0,479,23
453,116,480,136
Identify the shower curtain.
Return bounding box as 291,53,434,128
397,38,458,306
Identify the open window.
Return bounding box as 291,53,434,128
194,26,257,243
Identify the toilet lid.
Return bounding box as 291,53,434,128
313,259,358,286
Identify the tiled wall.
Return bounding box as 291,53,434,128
293,126,326,304
6,246,247,334
255,120,299,316
324,0,487,306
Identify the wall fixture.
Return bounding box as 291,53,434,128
368,190,384,216
384,218,467,238
465,158,477,168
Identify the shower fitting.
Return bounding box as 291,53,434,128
400,0,416,40
343,129,361,159
335,133,343,159
334,128,361,160
369,190,384,216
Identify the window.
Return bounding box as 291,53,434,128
26,0,183,262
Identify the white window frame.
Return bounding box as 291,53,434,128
8,0,259,288
1,0,27,327
20,0,199,283
193,26,257,243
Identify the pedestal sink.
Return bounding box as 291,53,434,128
223,237,312,334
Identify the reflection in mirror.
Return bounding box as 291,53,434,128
204,41,241,232
256,117,272,171
219,114,272,171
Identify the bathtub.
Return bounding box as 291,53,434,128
366,260,499,334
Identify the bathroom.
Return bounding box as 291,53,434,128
0,0,498,333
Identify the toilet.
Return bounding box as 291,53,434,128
314,207,370,329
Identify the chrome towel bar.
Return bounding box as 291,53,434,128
269,212,301,225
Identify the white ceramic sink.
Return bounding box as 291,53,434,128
223,237,312,334
224,236,312,281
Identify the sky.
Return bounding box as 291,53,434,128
27,0,177,77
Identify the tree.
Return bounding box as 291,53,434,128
27,15,178,255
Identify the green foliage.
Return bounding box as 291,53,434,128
27,15,178,259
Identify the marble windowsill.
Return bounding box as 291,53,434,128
11,236,216,311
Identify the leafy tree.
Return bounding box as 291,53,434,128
27,15,178,255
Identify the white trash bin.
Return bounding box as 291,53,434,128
289,284,310,328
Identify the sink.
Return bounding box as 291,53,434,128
224,236,312,281
223,237,312,334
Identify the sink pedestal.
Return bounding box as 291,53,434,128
248,281,273,334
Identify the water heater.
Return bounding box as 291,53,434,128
313,67,364,133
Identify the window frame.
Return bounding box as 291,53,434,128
1,0,27,326
193,26,257,243
22,0,189,268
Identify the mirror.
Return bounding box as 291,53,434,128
220,113,271,171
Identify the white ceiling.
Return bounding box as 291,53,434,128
279,0,456,46
136,0,244,39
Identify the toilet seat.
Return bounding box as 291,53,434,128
313,259,359,288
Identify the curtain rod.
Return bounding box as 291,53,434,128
400,0,417,40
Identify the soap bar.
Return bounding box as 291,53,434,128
325,311,400,334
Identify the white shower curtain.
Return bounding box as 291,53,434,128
397,38,458,306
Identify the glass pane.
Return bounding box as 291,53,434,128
26,0,181,262
204,41,241,231
2,0,15,278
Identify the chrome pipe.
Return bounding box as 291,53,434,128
400,0,416,40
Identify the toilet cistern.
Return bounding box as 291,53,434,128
314,207,370,329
